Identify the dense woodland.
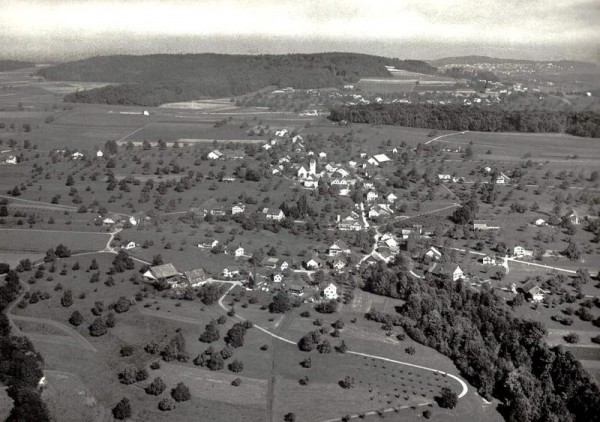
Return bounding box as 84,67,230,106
329,103,600,138
0,272,51,422
38,53,436,106
362,262,600,422
0,60,34,72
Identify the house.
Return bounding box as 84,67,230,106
303,174,319,189
334,168,350,178
4,156,17,164
234,246,245,258
102,213,121,226
367,157,380,167
438,174,451,181
387,193,398,203
534,218,547,226
480,255,496,265
337,213,363,231
263,208,285,221
297,166,308,179
261,257,280,269
521,281,549,302
473,220,500,231
122,241,136,250
184,268,209,287
210,206,226,217
262,143,272,151
373,154,391,164
322,283,339,300
381,235,399,252
369,204,393,219
96,150,104,157
513,246,533,258
71,152,84,160
496,172,511,184
318,152,327,159
222,268,240,278
272,273,284,283
331,258,346,271
366,191,378,202
280,261,289,271
304,254,323,270
292,135,303,143
143,263,179,282
288,282,304,295
232,203,246,215
129,212,150,227
328,240,351,256
424,246,442,260
207,150,223,160
563,209,580,225
275,129,289,137
429,263,465,281
484,166,492,173
198,239,219,249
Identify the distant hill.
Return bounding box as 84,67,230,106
429,55,598,70
0,60,35,72
38,53,438,106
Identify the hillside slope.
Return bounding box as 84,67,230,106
38,53,437,106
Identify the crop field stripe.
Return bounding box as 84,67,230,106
116,123,153,143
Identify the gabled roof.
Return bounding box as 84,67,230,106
184,268,208,283
151,263,178,279
332,239,350,250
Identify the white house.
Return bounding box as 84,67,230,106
438,174,451,181
522,281,549,302
451,266,465,281
292,135,303,143
534,218,547,226
297,166,308,179
318,152,327,159
71,152,84,160
96,150,104,158
424,246,442,260
322,283,339,300
280,261,289,271
4,156,17,164
373,154,391,164
305,254,322,270
480,255,496,265
207,150,223,160
387,193,398,203
102,217,116,226
232,203,246,215
262,144,272,151
263,208,285,221
123,241,136,250
513,246,533,258
496,172,511,184
303,174,319,189
369,204,393,219
328,240,351,256
366,191,378,202
272,273,284,283
222,268,240,278
275,129,289,137
234,246,245,257
563,209,580,225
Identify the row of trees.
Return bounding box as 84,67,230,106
329,103,600,138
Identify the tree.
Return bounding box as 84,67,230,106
146,377,166,395
114,297,131,313
339,376,355,389
112,397,132,420
228,359,244,373
436,387,458,409
171,382,191,402
198,284,220,305
298,331,321,352
269,291,292,313
158,398,175,411
0,205,7,217
89,317,107,337
564,332,580,344
284,413,296,422
317,340,332,354
54,244,71,258
60,290,73,307
225,323,248,348
562,240,581,261
199,320,220,343
68,310,83,326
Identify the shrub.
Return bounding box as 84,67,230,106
300,311,311,318
60,290,73,307
231,378,242,386
150,361,161,370
158,398,175,411
120,345,134,357
423,409,432,419
171,382,191,402
114,297,131,313
146,377,166,395
339,376,355,389
284,413,296,422
112,398,131,420
68,310,83,326
298,331,321,352
136,369,149,381
436,387,457,409
315,300,338,314
89,317,107,337
564,332,580,344
405,346,416,355
118,367,137,385
228,359,244,373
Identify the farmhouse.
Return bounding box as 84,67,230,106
71,152,84,160
304,254,323,270
207,150,224,160
328,240,351,256
261,257,280,269
438,174,451,181
429,263,465,281
303,174,319,189
198,239,219,249
322,283,339,300
263,208,285,221
513,246,533,258
496,172,511,184
233,246,245,257
231,203,246,215
4,156,17,164
96,150,104,157
368,204,393,219
129,212,150,227
366,191,379,202
387,193,398,203
473,220,500,231
563,209,580,225
480,255,496,265
183,268,209,287
534,218,547,226
330,258,346,271
372,154,391,164
122,241,136,250
102,213,122,227
288,282,304,295
521,281,549,302
424,246,442,260
143,263,179,282
337,213,363,231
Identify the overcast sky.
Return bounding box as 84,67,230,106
1,0,599,61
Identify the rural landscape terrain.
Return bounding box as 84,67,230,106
0,50,599,422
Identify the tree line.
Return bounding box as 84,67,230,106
329,103,600,138
361,262,600,422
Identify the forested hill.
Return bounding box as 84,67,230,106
0,60,35,72
329,103,600,138
37,53,437,106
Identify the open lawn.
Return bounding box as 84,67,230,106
0,228,109,254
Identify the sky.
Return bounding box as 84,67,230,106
1,0,599,62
